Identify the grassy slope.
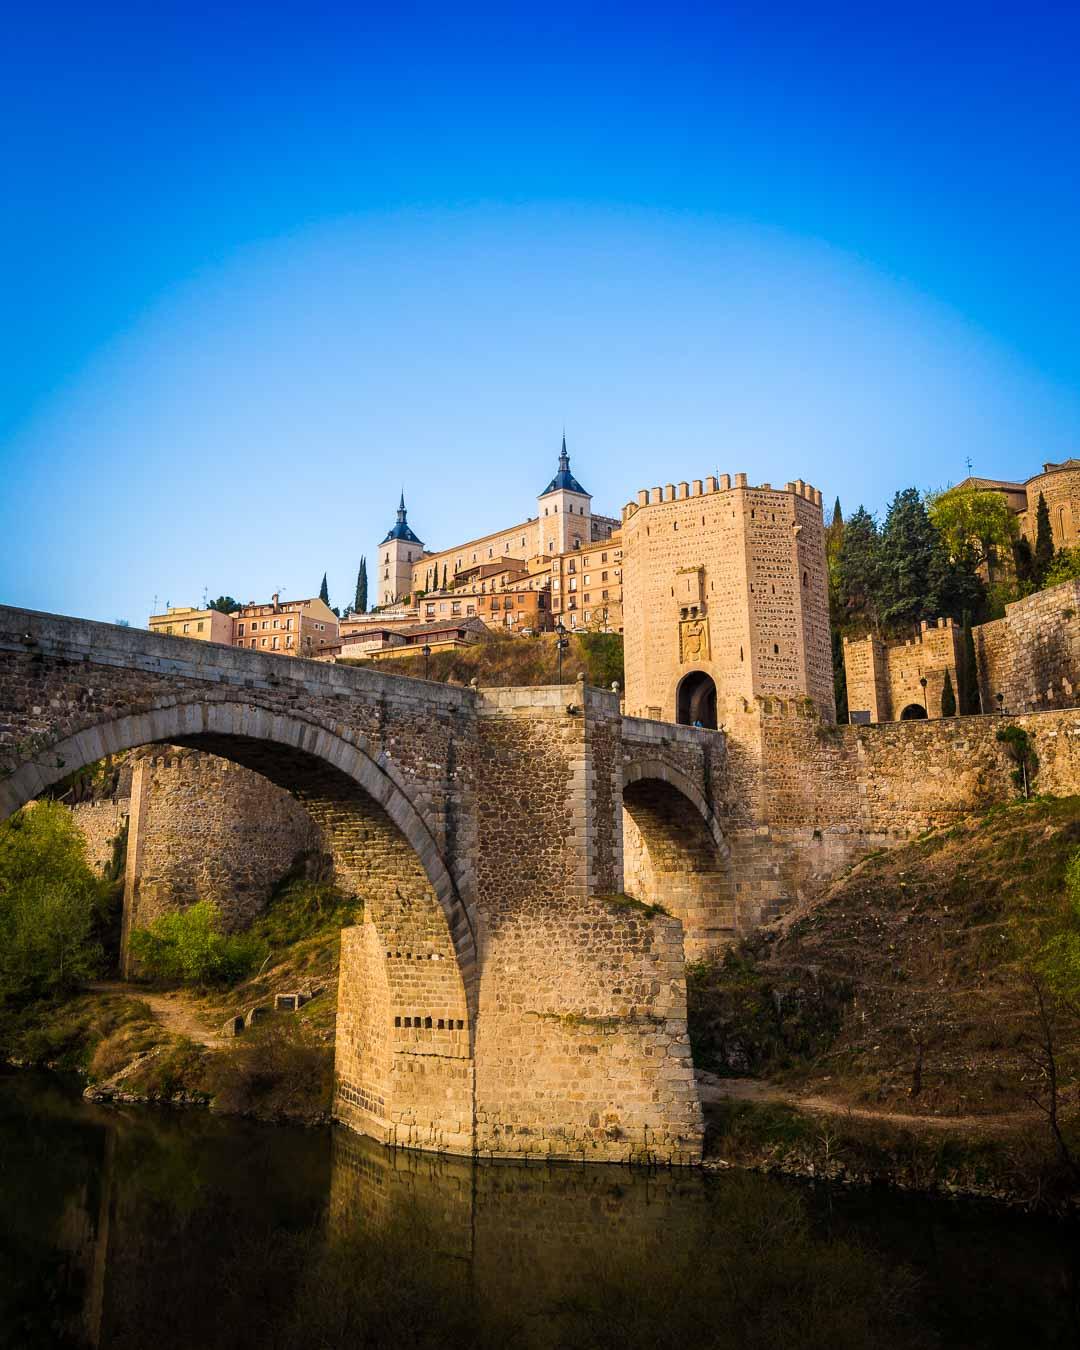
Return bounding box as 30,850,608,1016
691,796,1080,1118
339,630,623,689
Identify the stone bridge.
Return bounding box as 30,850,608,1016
0,606,741,1164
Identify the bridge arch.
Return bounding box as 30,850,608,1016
0,698,478,1153
621,758,732,956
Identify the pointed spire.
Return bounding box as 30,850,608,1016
398,488,406,513
559,433,569,471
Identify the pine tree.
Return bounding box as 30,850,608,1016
354,558,368,613
941,669,957,717
960,610,981,714
1034,492,1055,586
319,573,330,607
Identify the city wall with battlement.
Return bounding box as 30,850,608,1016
844,619,964,723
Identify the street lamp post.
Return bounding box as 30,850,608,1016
920,675,929,717
555,620,568,686
422,643,431,681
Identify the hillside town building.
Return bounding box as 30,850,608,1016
954,457,1080,551
373,438,622,633
150,595,339,657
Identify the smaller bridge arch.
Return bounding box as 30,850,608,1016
621,756,733,956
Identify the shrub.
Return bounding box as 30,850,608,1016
996,724,1039,796
128,900,266,987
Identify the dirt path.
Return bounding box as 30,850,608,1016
695,1070,1035,1134
88,982,226,1048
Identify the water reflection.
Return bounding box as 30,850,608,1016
1,1071,1077,1349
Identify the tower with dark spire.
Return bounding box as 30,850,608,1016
377,491,424,606
538,434,592,555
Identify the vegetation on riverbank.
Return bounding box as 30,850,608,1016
689,794,1080,1208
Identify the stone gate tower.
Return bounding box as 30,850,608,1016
620,473,833,730
378,493,424,607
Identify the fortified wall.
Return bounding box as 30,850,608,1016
975,579,1080,715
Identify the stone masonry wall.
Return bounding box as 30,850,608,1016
976,579,1080,715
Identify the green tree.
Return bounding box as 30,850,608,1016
208,596,239,615
1034,492,1055,585
1045,545,1080,587
834,506,881,634
354,557,368,613
927,486,1019,579
0,803,107,1001
940,669,956,717
319,573,330,607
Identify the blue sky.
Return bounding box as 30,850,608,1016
2,2,1078,622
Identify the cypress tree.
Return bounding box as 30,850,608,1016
940,669,957,717
960,610,980,714
1034,492,1055,585
442,563,448,590
835,506,881,633
319,573,330,606
831,628,848,723
1013,536,1035,590
354,558,368,613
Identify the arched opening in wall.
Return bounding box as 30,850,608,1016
0,707,476,1155
622,773,731,956
676,671,717,729
899,703,928,720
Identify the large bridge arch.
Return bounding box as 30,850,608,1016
0,697,478,1154
621,757,734,956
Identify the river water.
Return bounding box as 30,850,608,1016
1,1070,1076,1349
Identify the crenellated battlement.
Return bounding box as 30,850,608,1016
621,474,824,522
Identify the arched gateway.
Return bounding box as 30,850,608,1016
0,607,706,1163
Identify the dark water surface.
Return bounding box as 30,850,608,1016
1,1070,1077,1349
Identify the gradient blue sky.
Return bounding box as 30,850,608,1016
2,2,1079,622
